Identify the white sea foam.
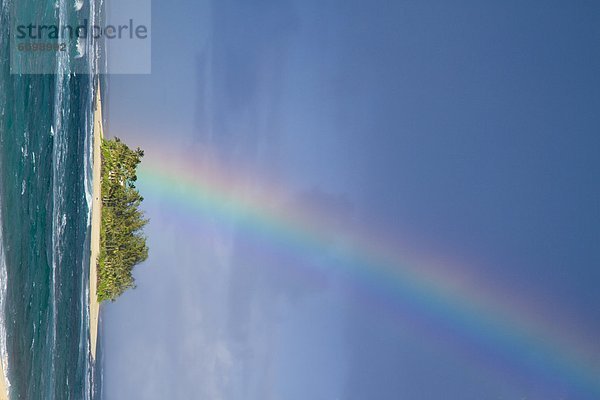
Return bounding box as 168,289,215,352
83,4,101,399
0,207,11,392
76,37,86,59
51,0,70,393
82,92,93,400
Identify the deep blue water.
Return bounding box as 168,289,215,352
0,0,103,398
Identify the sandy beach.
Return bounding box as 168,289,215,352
0,359,7,400
89,86,103,361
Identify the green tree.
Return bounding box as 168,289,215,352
97,137,149,302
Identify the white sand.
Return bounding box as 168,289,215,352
0,359,7,400
89,86,103,360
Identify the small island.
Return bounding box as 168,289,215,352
89,87,148,360
97,137,149,302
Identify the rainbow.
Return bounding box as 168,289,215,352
137,144,600,396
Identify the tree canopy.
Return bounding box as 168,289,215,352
97,137,149,302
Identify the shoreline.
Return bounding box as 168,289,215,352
89,85,103,361
0,358,7,400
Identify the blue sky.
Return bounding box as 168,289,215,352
103,1,600,399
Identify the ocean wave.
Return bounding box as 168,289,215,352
82,90,94,400
82,0,99,397
51,0,70,392
0,209,11,393
75,37,86,59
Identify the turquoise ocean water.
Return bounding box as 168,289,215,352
0,0,103,398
